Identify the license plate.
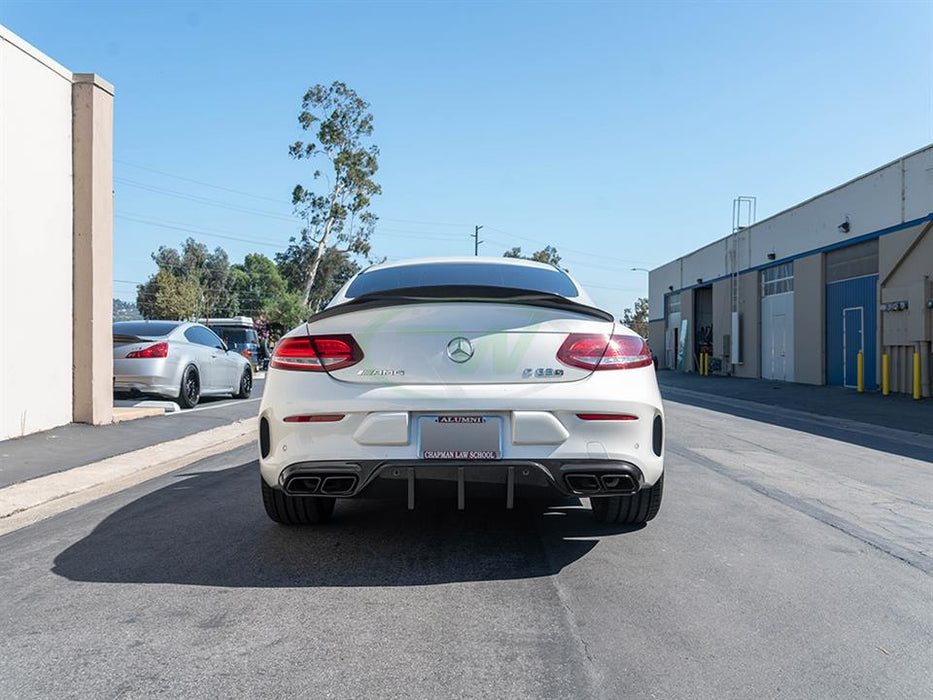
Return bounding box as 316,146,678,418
419,415,502,460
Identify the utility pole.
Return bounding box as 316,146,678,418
473,225,483,256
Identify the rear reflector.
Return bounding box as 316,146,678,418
557,334,652,370
126,342,168,359
271,335,363,372
576,413,639,421
283,414,345,423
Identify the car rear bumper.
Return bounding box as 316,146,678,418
259,367,665,491
269,458,645,505
113,358,183,398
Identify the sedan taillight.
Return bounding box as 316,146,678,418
557,334,652,370
271,335,363,372
126,342,168,359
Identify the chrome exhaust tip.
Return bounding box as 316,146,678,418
600,473,638,494
320,475,357,495
285,476,321,495
564,474,601,494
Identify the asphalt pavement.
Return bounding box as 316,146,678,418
0,378,264,489
1,390,930,698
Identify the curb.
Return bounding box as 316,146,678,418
0,417,258,536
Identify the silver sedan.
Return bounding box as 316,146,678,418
113,321,253,408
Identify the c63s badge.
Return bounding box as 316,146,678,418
523,367,564,378
357,368,405,376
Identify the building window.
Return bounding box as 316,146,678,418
762,262,794,297
666,292,681,316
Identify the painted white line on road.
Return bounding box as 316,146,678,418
0,418,257,536
166,397,262,416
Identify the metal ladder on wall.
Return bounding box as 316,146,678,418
729,197,756,367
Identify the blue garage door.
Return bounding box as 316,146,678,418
826,275,877,389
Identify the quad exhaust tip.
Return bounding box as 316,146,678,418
285,474,357,496
565,474,601,494
320,475,358,495
564,472,639,495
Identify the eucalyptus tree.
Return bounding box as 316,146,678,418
288,81,380,306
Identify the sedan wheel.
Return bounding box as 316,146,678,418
235,367,252,399
179,366,200,409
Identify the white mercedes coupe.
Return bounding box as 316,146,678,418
258,257,664,526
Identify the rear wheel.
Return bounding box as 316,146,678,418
178,365,200,409
591,474,663,525
261,478,335,525
235,367,252,398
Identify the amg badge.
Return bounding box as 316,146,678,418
357,368,405,376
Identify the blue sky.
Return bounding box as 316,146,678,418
3,1,931,312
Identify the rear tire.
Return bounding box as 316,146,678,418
261,478,335,525
235,367,252,399
178,365,200,409
591,474,663,525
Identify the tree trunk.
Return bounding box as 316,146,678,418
302,184,341,306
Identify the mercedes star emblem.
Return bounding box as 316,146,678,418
446,337,474,363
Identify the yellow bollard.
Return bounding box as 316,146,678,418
914,352,922,400
856,352,864,393
882,354,889,396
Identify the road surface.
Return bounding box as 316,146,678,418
1,391,930,698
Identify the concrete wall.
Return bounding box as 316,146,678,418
72,74,114,425
711,279,731,362
0,26,113,439
0,29,74,439
733,272,760,378
679,289,695,372
793,253,825,385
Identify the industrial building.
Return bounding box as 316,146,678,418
648,144,933,397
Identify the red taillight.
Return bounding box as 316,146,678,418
576,413,639,421
241,349,252,358
283,414,345,423
126,342,168,359
557,334,652,370
271,335,363,372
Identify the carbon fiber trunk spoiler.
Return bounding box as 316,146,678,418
306,285,615,326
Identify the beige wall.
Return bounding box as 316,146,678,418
0,27,113,439
711,279,731,363
733,271,760,378
72,74,114,425
793,253,825,385
880,222,932,396
679,289,695,372
647,320,665,366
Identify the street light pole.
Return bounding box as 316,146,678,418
473,225,484,256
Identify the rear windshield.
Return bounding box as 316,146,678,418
344,262,579,299
213,328,257,343
113,321,180,337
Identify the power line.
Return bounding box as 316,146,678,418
484,226,657,267
114,166,658,269
115,178,297,222
115,161,471,228
116,159,289,204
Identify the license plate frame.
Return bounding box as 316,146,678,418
418,415,502,460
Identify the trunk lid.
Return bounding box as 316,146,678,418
304,301,615,385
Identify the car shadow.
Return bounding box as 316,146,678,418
52,460,643,588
